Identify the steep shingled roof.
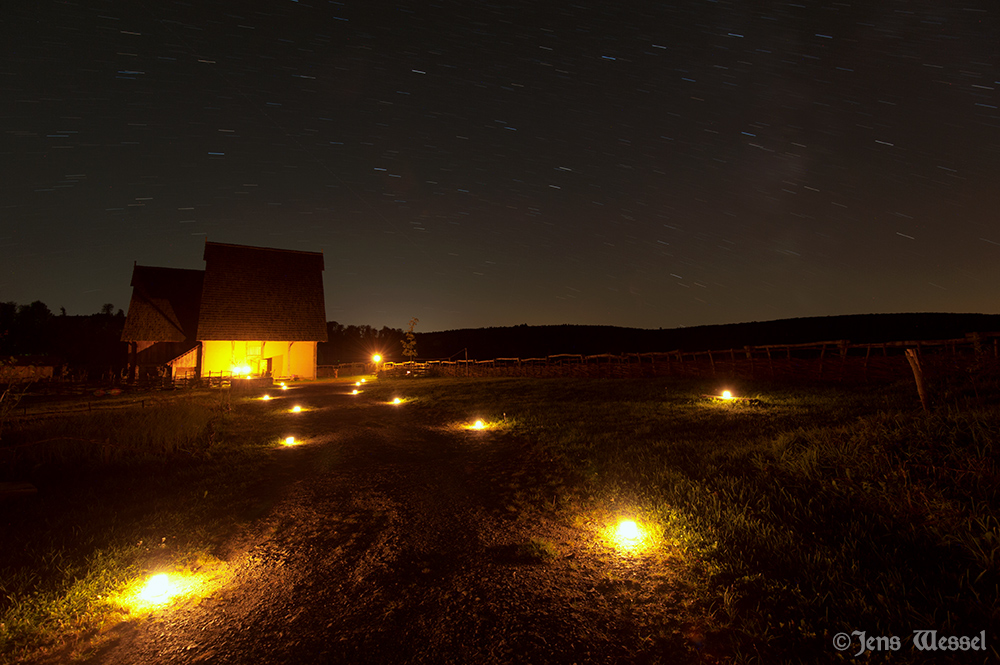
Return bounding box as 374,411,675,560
121,266,204,342
196,242,328,342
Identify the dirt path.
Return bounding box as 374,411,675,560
80,382,718,664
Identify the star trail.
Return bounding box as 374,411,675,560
3,1,998,331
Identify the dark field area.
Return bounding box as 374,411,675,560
1,374,997,663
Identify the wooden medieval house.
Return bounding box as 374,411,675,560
121,242,327,382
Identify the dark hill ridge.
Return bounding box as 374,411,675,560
414,313,1000,361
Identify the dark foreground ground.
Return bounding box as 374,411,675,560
29,382,720,665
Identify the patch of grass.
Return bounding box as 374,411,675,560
0,389,268,474
516,537,561,563
369,376,1000,662
0,389,287,662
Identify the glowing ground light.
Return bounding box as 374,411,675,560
116,566,227,616
352,389,359,395
372,354,382,363
608,518,650,553
392,397,402,405
138,573,173,603
721,390,733,400
262,394,271,401
472,419,486,430
284,436,296,446
291,405,302,413
617,520,641,542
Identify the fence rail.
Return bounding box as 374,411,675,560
378,332,1000,383
317,362,372,378
168,370,273,390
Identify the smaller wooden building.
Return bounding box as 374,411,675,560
121,242,327,382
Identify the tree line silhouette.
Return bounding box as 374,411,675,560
4,300,998,378
413,313,1000,361
1,301,125,375
317,322,405,365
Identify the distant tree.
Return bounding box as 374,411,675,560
376,326,403,356
100,303,115,316
0,355,40,440
401,317,419,362
0,302,16,351
0,300,126,375
5,301,54,355
318,321,404,364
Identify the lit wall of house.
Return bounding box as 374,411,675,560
168,346,199,380
286,341,318,380
199,340,317,380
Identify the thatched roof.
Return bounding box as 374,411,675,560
196,242,327,342
121,266,204,342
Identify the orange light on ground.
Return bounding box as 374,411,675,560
291,405,302,413
602,518,653,554
352,389,359,395
283,436,296,446
721,390,733,400
261,394,272,401
617,520,641,542
114,564,228,616
392,397,402,405
459,417,513,432
461,418,504,431
139,573,172,603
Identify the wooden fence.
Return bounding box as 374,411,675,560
317,362,372,378
378,332,1000,383
168,370,273,389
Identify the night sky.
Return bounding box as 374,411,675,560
3,1,998,332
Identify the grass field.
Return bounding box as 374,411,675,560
0,387,290,662
364,375,999,662
2,374,997,663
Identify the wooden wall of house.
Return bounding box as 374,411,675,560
135,341,192,366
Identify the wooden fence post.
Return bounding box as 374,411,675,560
905,348,930,410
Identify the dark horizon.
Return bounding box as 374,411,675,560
10,300,998,368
